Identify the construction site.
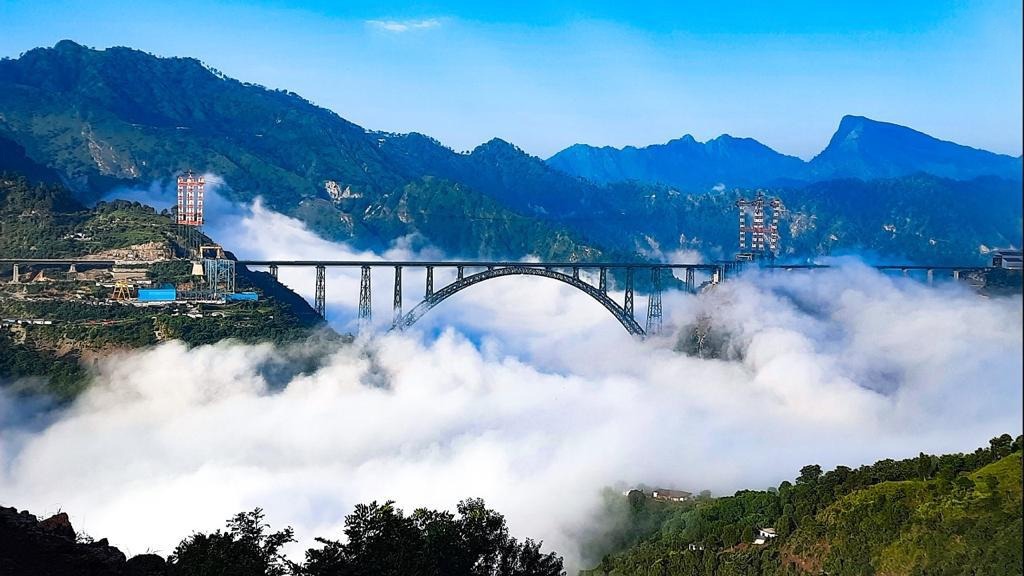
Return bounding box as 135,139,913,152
2,171,257,308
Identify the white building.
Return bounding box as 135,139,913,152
753,528,777,545
651,488,692,502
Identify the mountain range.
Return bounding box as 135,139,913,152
1,40,1020,264
547,116,1023,189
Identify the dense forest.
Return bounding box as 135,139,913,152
585,435,1023,576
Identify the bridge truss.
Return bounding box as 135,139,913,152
235,260,721,337
1,258,995,338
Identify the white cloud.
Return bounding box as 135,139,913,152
0,199,1021,573
366,18,443,33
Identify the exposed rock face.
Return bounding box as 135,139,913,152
0,506,166,575
82,241,172,262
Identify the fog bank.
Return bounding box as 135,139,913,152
1,196,1020,571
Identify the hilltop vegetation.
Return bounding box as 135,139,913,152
1,498,564,576
586,435,1023,576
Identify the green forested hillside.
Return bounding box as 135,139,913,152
0,41,604,260
0,173,172,257
587,436,1023,576
0,173,328,401
2,41,1020,264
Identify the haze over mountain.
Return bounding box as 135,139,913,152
548,116,1023,189
547,134,808,189
1,40,1020,264
808,115,1024,181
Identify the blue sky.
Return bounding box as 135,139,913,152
1,0,1021,159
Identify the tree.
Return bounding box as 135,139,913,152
169,508,294,576
627,489,647,513
990,434,1014,460
916,452,936,480
298,498,564,576
797,465,822,484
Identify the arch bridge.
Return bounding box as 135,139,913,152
235,260,721,337
1,258,996,338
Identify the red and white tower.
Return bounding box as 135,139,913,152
176,171,205,227
736,191,785,259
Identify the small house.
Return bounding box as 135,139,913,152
754,528,777,545
651,488,692,502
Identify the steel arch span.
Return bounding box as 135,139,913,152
394,266,645,336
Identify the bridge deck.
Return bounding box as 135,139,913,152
235,260,720,269
0,258,993,272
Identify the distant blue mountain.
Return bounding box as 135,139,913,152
547,115,1022,189
547,134,807,189
807,115,1023,181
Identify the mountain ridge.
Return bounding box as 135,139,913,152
548,114,1022,189
1,40,1021,265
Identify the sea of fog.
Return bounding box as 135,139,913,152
0,179,1020,570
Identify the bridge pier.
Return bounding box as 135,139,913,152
902,268,909,278
953,269,960,281
599,267,607,292
645,268,663,336
315,265,326,319
269,264,278,280
425,266,434,298
624,268,635,319
393,266,403,327
10,263,19,284
67,263,77,281
358,265,371,328
457,265,464,280
685,268,695,293
572,266,579,279
927,269,934,285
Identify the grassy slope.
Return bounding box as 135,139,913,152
588,444,1023,576
776,452,1022,576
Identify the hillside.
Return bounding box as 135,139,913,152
2,42,1021,264
2,41,1021,265
0,173,329,401
582,174,1021,264
584,436,1023,576
0,40,605,261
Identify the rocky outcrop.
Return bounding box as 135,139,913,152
0,506,167,575
82,241,173,262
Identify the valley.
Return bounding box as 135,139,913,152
0,14,1021,576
